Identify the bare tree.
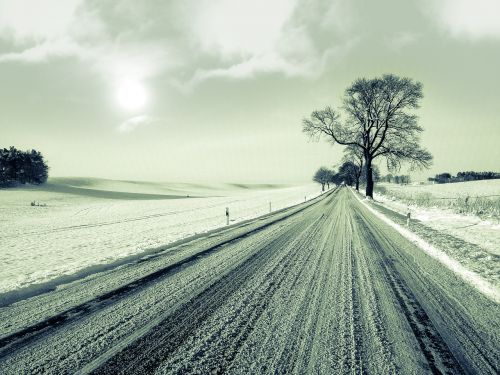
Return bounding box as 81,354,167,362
337,161,358,187
303,74,432,197
313,167,332,191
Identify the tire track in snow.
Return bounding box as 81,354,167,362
354,207,466,374
162,217,325,374
351,220,396,374
91,216,327,374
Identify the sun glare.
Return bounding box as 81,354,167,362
116,79,148,111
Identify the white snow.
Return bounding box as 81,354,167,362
374,181,500,257
379,179,500,199
0,178,323,294
352,189,500,303
375,194,500,257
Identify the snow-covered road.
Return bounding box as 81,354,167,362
0,187,498,374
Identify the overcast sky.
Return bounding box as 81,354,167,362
1,0,499,183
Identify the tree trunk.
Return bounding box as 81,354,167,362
365,156,374,198
355,178,359,191
321,183,325,191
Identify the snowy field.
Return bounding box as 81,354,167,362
379,179,500,199
0,178,323,294
373,180,500,257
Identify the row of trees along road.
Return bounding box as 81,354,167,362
313,163,380,192
303,74,433,198
0,147,49,187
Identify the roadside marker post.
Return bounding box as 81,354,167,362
269,202,272,213
226,207,229,225
406,207,411,227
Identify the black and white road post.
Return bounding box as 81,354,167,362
226,207,229,225
406,206,411,227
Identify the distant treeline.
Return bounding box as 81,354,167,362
313,164,382,191
428,171,500,184
379,174,411,184
0,147,49,187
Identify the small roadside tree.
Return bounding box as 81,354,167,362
330,171,343,186
337,161,357,188
341,145,363,191
303,74,432,198
313,167,332,191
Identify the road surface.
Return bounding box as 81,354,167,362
0,187,498,374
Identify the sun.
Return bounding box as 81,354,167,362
116,79,148,111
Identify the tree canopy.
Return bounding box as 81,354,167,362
313,167,333,191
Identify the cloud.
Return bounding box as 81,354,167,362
178,0,355,87
184,41,354,90
0,0,173,88
0,0,103,64
426,0,500,39
0,37,86,63
190,0,297,58
0,0,355,89
118,115,157,133
0,0,84,42
190,54,305,82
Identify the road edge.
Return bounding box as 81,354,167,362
350,188,500,303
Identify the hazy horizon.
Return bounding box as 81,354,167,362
1,0,499,184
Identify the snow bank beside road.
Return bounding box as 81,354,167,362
0,180,323,294
352,189,500,303
374,191,500,257
378,179,500,198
